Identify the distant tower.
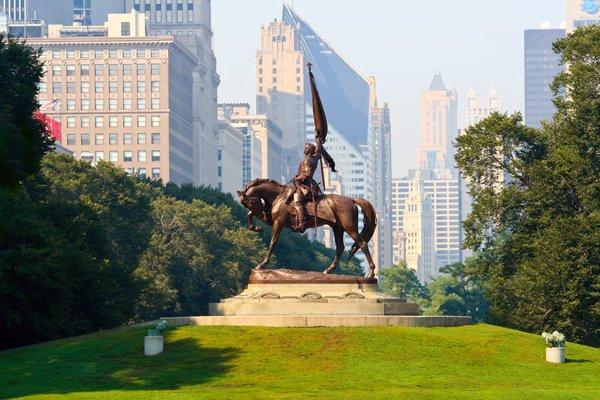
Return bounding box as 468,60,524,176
403,172,436,282
465,85,501,128
256,19,305,179
416,73,457,173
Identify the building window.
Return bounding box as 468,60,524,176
138,168,147,178
217,166,222,177
138,150,147,162
81,134,90,145
108,50,118,58
66,99,75,110
66,50,76,59
37,82,47,94
81,99,90,110
66,64,75,76
109,116,118,127
123,64,132,76
151,115,160,127
137,116,146,127
95,133,104,145
124,99,132,110
95,99,104,110
123,49,132,58
80,151,93,162
151,98,159,109
151,132,160,144
137,63,146,75
123,151,133,162
109,151,118,162
121,22,131,36
217,149,222,161
109,64,117,76
52,50,61,59
95,64,103,75
151,64,160,75
137,99,146,109
95,116,104,127
81,64,90,76
123,133,132,144
151,80,160,92
151,150,160,161
109,133,117,145
81,50,89,58
66,134,76,145
81,116,90,127
123,81,132,92
124,116,132,127
67,82,75,93
151,48,160,58
137,133,146,144
151,168,160,178
109,99,117,110
66,117,76,128
137,81,146,92
52,65,61,76
94,82,102,93
52,82,61,94
109,81,117,93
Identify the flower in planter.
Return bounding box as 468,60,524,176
541,331,566,348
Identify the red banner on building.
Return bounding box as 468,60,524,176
34,111,61,142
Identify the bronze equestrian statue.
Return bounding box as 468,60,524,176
237,62,378,278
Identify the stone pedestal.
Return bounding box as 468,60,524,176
144,335,164,356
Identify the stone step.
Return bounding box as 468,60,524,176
209,301,420,316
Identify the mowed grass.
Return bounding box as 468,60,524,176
1,324,599,399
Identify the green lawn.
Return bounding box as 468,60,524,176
1,324,598,399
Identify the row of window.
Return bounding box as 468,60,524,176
80,150,161,162
63,114,160,128
47,63,161,77
66,132,161,146
46,49,161,59
42,81,161,98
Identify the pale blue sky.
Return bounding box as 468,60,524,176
213,0,565,177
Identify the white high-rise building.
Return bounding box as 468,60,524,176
466,85,500,127
403,172,436,282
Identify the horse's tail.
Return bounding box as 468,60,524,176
348,198,377,259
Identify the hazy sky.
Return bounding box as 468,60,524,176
213,0,565,178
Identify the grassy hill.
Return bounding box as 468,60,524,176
1,324,599,399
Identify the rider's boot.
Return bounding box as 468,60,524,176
294,201,306,232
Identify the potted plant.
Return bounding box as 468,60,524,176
144,318,168,356
541,331,566,363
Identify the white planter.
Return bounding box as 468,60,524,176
144,335,164,356
546,346,565,363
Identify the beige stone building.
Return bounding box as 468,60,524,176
125,0,220,187
566,0,600,32
220,103,283,184
416,73,457,172
256,19,305,179
30,10,197,183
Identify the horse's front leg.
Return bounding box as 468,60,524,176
255,221,283,269
247,211,263,232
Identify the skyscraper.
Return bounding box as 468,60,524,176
416,73,457,173
73,0,91,25
524,28,565,128
566,0,600,32
125,0,220,187
256,19,305,179
465,85,500,127
0,0,73,24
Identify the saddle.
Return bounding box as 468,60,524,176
284,178,322,204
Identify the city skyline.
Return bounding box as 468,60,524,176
213,0,565,177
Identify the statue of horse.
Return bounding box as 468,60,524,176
237,178,378,278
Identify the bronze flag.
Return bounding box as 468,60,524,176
307,62,337,173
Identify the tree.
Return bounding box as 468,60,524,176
0,34,53,188
455,25,600,345
380,263,428,301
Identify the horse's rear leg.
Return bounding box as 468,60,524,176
323,226,344,274
347,229,376,279
255,221,283,269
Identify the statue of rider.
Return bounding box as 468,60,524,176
292,139,336,232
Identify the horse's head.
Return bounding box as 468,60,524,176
237,189,265,232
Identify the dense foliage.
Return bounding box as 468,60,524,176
0,155,363,349
455,25,600,345
380,262,488,322
0,34,53,188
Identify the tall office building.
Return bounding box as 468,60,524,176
566,0,600,32
30,11,198,184
0,0,72,24
403,172,436,282
216,108,244,196
416,73,457,173
256,19,305,178
524,28,565,128
73,0,91,25
466,85,500,127
368,76,393,269
391,170,461,279
125,0,220,187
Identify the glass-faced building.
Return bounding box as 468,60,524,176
524,29,565,128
